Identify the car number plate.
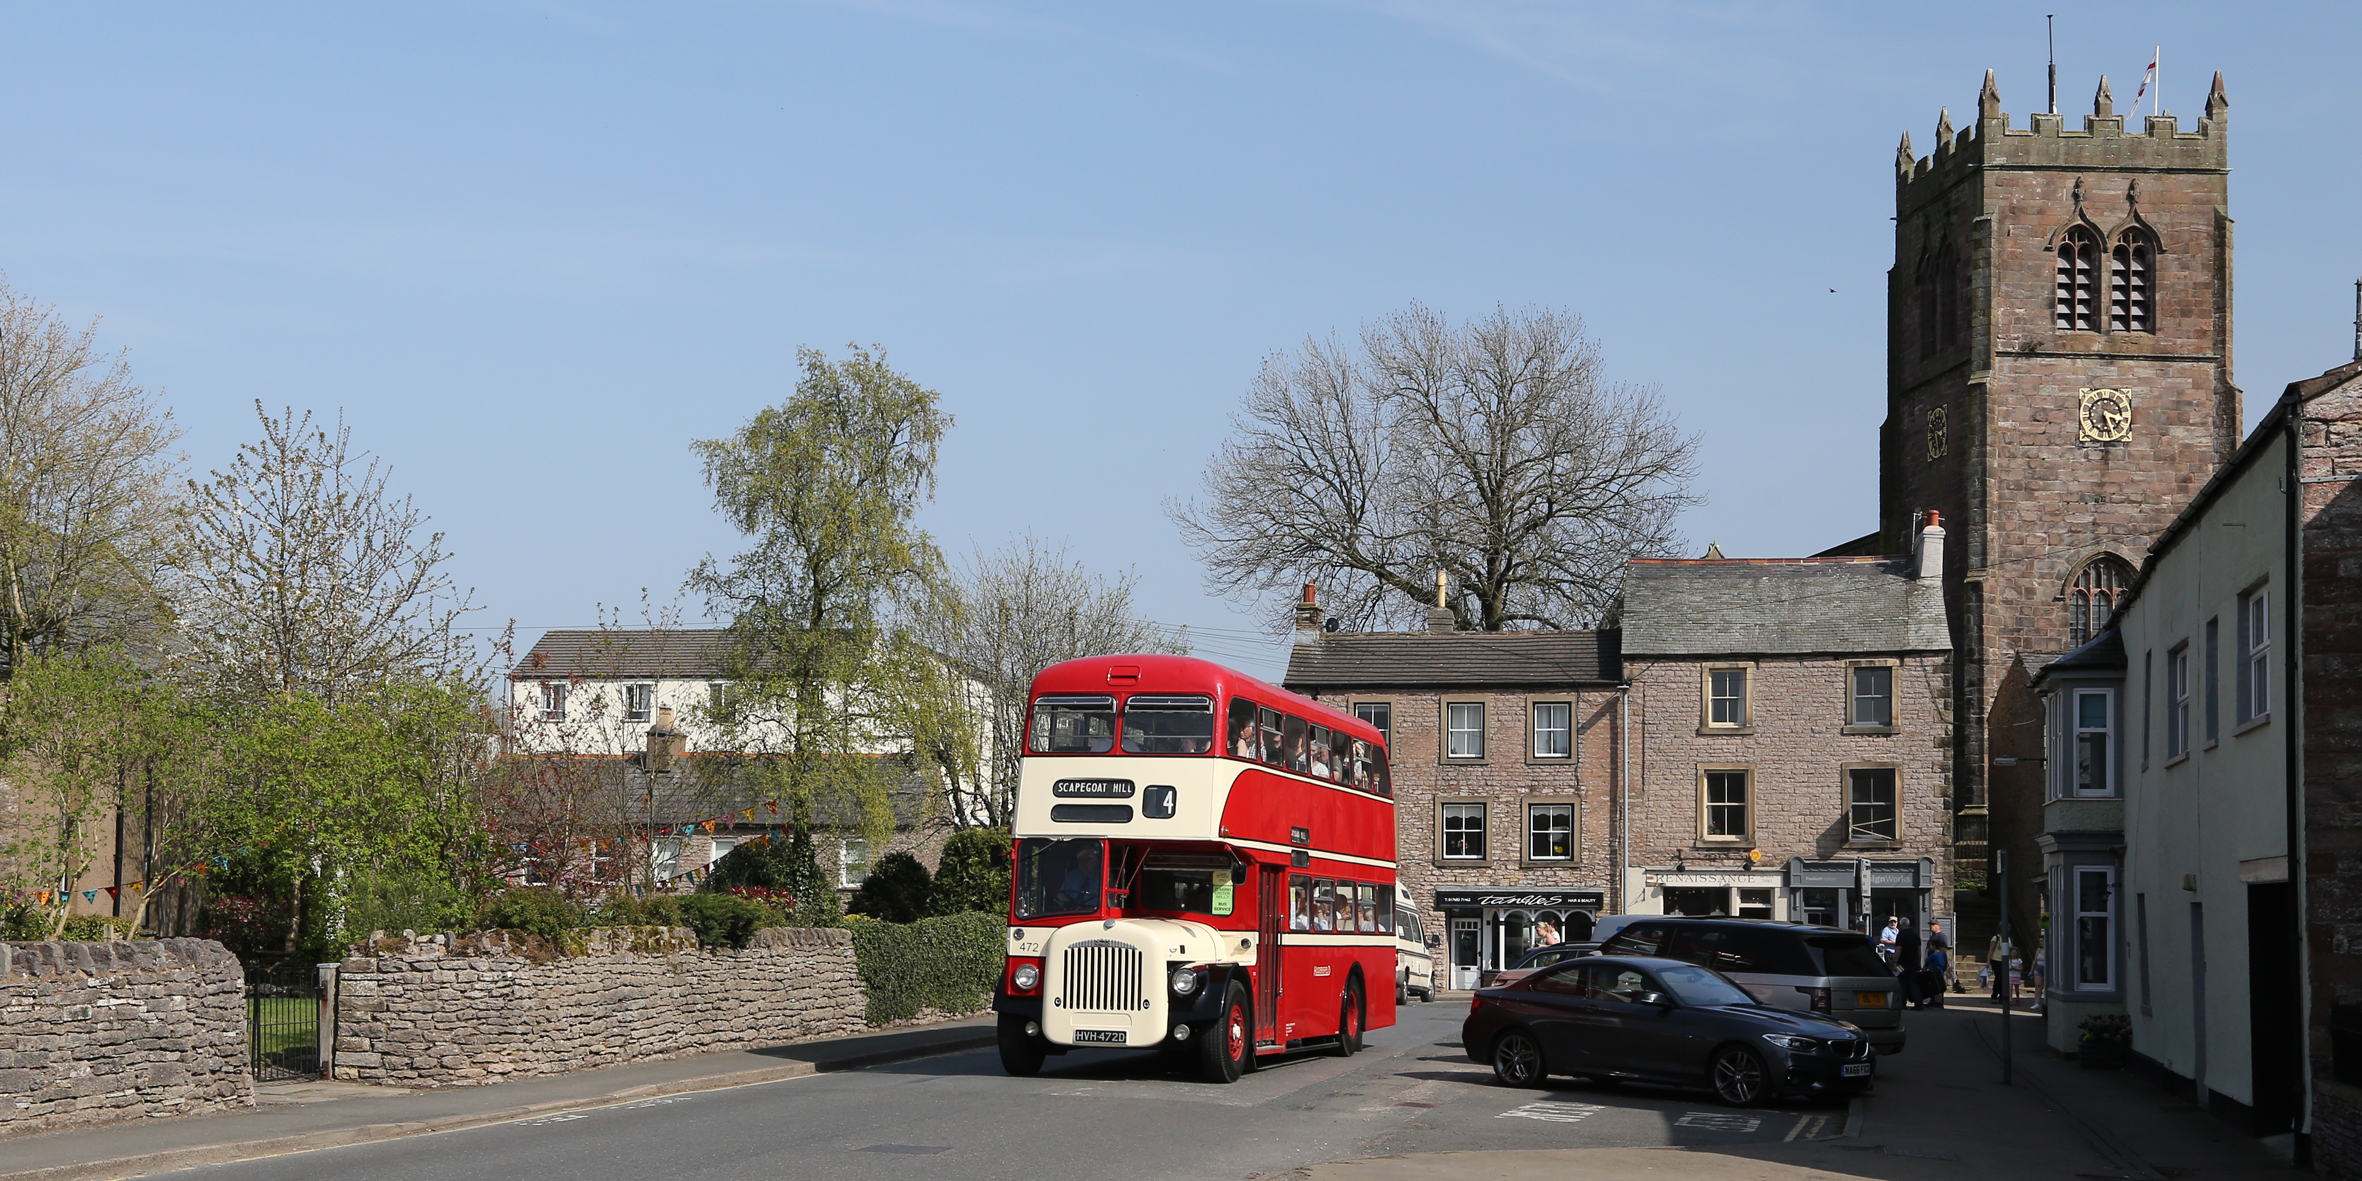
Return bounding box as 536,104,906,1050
1855,991,1889,1007
1071,1029,1126,1044
1842,1062,1872,1078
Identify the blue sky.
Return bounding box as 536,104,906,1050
2,1,2355,682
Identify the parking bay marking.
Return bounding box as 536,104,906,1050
1676,1112,1763,1133
1785,1114,1830,1141
1498,1101,1606,1123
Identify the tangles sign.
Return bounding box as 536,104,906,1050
1435,889,1604,910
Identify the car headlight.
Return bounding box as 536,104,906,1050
1013,964,1040,991
1761,1034,1819,1052
1171,967,1200,995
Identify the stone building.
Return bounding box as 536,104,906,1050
2027,359,2362,1155
1863,70,2242,945
1282,595,1619,991
1619,519,1954,930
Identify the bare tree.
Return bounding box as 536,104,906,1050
919,534,1188,827
1172,304,1700,632
181,404,476,703
0,278,183,679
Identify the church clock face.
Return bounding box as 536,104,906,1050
2078,388,2133,444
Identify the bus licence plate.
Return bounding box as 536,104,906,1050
1855,991,1889,1007
1071,1029,1126,1044
1842,1063,1872,1078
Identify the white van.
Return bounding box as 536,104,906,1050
1395,907,1436,1002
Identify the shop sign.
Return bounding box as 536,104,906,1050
1434,888,1604,910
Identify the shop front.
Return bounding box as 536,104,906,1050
1436,888,1606,990
1619,858,1939,935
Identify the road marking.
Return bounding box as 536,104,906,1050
1498,1100,1605,1123
1785,1114,1829,1141
857,1144,953,1155
513,1113,588,1128
1676,1112,1762,1132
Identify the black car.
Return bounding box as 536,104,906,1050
1462,954,1875,1106
1478,941,1601,989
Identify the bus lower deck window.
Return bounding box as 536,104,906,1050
1289,875,1311,930
1356,882,1377,933
1313,879,1337,931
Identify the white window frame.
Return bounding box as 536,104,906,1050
2072,865,2116,991
1440,802,1487,860
1445,701,1487,760
1526,802,1575,861
2165,645,2191,759
624,682,655,724
837,838,869,889
1530,700,1571,760
539,681,567,721
1353,700,1393,748
2071,688,2116,798
2238,586,2271,726
1705,667,1749,729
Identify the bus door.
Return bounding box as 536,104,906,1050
1256,863,1285,1050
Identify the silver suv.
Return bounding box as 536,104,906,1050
1597,918,1907,1054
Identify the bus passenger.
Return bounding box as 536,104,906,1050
1313,880,1336,931
1229,700,1259,760
1308,725,1332,779
1289,877,1311,931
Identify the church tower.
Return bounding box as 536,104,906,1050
1877,71,2240,910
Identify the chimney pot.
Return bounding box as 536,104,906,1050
1914,511,1948,580
1293,582,1325,645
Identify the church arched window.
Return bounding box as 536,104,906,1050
2068,556,2132,647
2110,230,2153,333
2054,227,2099,331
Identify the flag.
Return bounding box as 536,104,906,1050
104,886,119,900
765,801,779,816
82,890,97,903
701,821,716,834
2132,49,2156,108
36,891,51,906
130,881,145,894
740,808,755,823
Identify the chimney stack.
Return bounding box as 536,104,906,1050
646,704,685,772
1914,511,1946,580
1426,570,1457,634
1293,582,1324,646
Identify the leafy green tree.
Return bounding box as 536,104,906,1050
849,851,932,924
777,824,840,928
685,344,952,848
0,649,191,938
928,827,1010,916
703,835,795,892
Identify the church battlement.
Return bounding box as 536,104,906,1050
1896,70,2228,208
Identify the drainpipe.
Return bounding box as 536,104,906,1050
2283,407,2310,1160
1617,684,1631,915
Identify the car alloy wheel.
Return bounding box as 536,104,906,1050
1711,1045,1771,1106
1492,1029,1546,1087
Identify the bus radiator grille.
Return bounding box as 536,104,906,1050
1060,940,1146,1012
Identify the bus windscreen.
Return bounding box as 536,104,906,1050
1016,839,1106,919
1031,696,1115,753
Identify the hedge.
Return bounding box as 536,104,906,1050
848,910,1003,1025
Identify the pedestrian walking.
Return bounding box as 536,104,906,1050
1877,916,1900,967
1927,920,1959,993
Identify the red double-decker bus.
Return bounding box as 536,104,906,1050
993,654,1396,1083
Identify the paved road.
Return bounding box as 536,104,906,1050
178,998,1847,1181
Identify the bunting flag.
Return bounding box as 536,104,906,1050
739,808,756,822
103,886,119,900
36,891,52,906
700,821,717,835
81,890,97,903
130,881,145,894
765,802,780,816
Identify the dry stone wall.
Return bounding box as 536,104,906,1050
334,926,868,1087
0,939,251,1137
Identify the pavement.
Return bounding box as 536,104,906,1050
0,987,2308,1181
0,1016,997,1181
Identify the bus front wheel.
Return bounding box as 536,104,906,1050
1200,981,1251,1084
1335,982,1365,1057
997,1014,1046,1077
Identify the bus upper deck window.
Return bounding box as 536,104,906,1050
1259,708,1285,767
1030,695,1115,754
1121,695,1215,754
1282,715,1310,774
1228,699,1259,760
1308,725,1333,779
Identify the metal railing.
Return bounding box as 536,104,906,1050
245,963,323,1081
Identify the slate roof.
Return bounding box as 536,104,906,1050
511,629,735,680
1619,557,1950,657
1282,630,1619,691
2031,632,2126,686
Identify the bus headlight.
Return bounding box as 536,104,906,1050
1013,963,1040,992
1170,967,1200,995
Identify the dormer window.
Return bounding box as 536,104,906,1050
2055,227,2100,331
